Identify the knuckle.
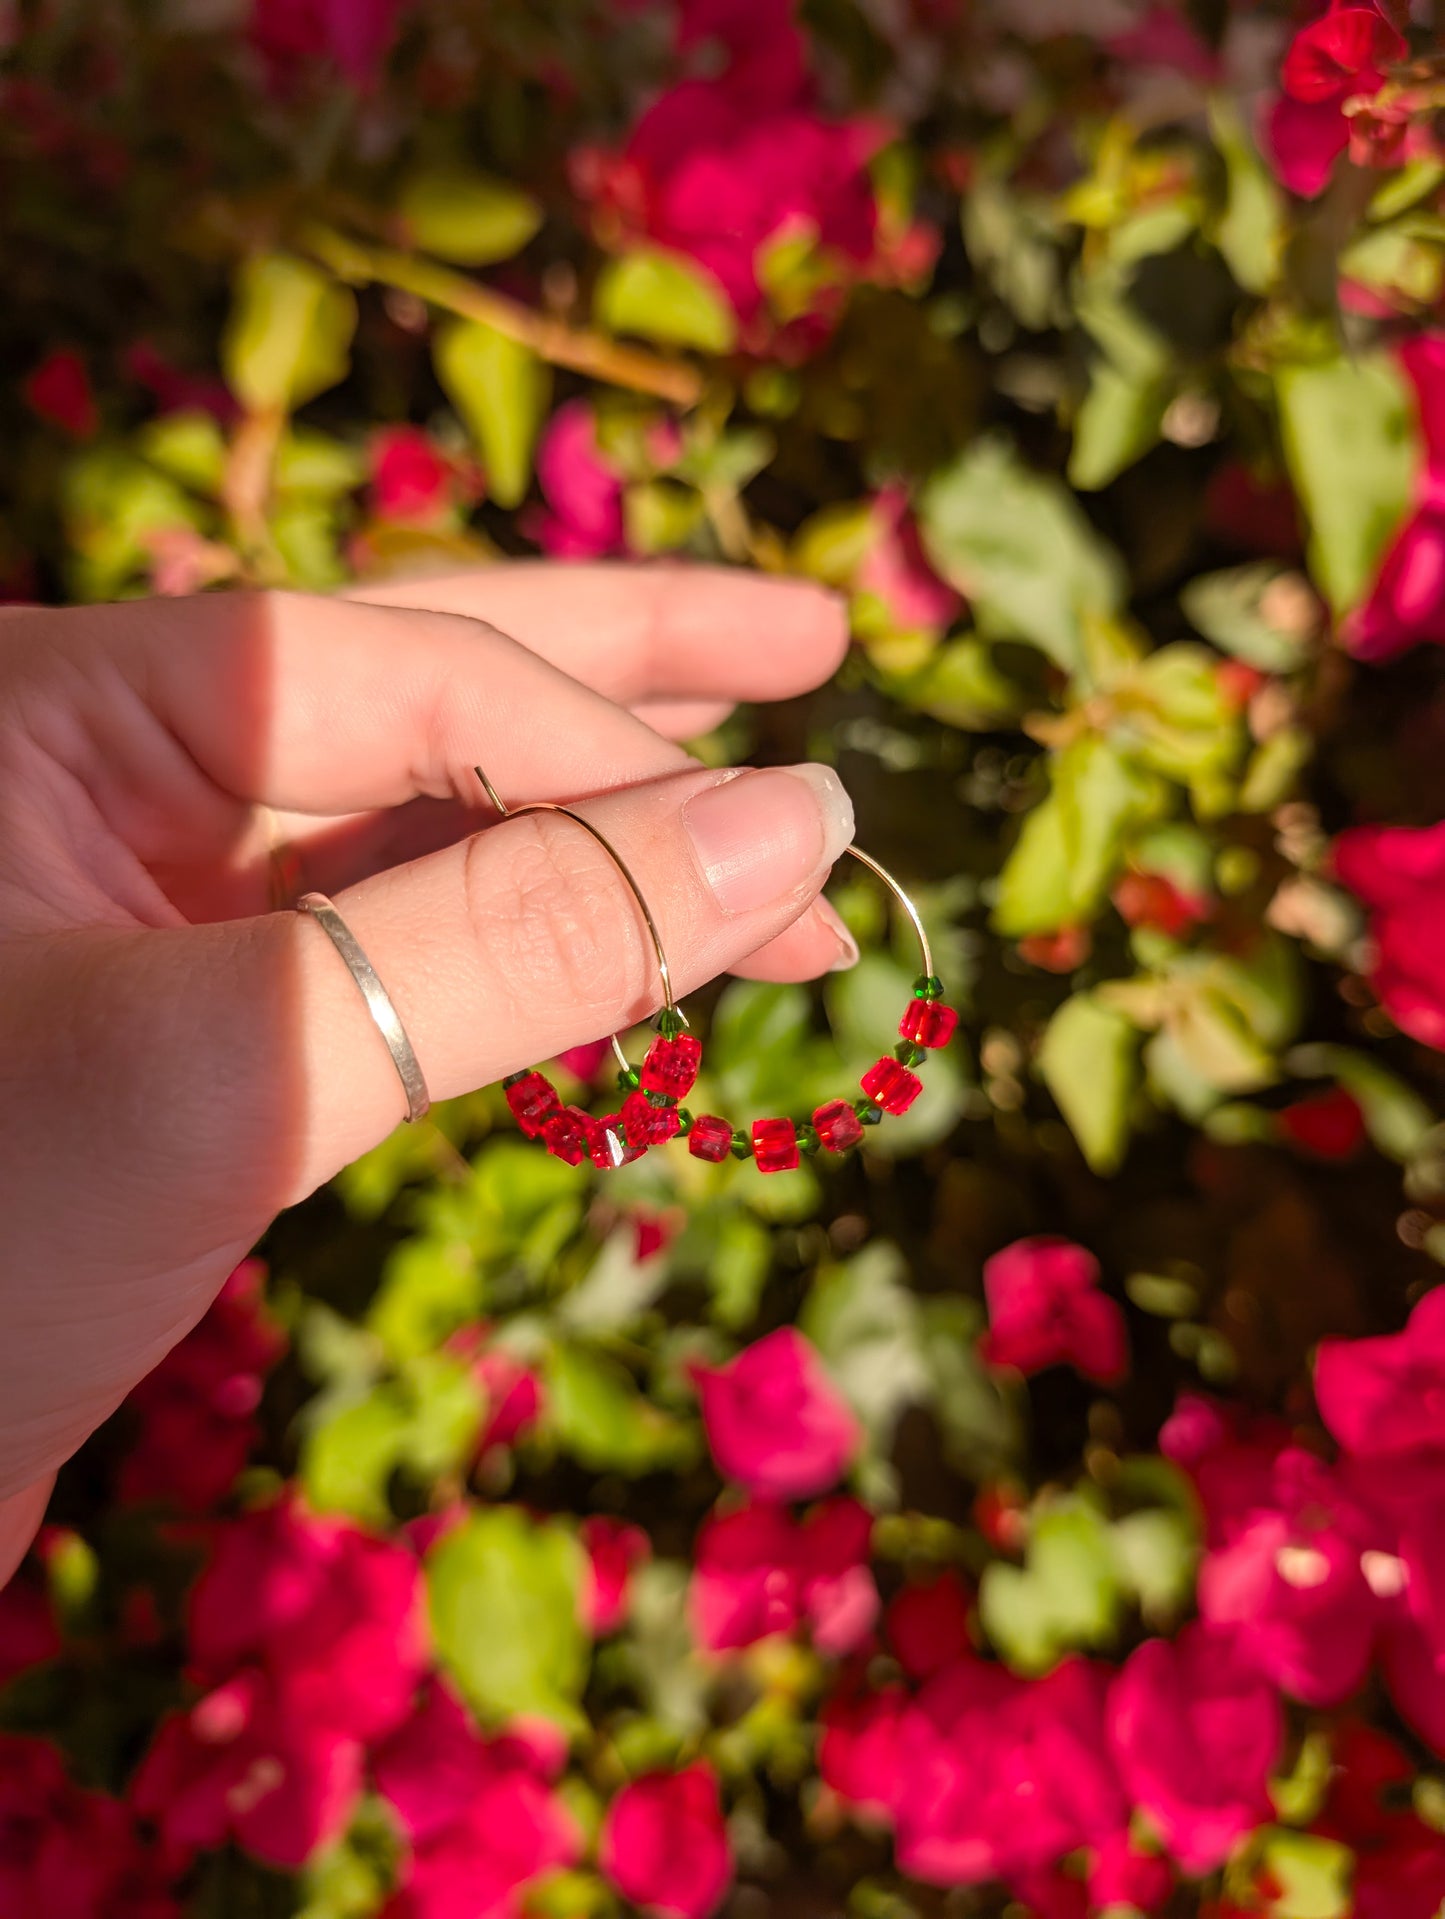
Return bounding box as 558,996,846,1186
461,813,651,1026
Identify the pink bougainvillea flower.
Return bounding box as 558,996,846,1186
599,1763,733,1919
795,1496,878,1656
1276,1086,1367,1160
528,399,628,559
0,1565,60,1686
249,0,405,91
979,1237,1128,1385
1194,1446,1383,1705
1333,821,1445,1052
22,348,97,438
1383,1616,1445,1760
123,341,235,420
119,1258,284,1513
900,1655,1126,1887
187,1497,428,1744
1087,1830,1173,1913
1342,335,1445,662
473,1345,544,1456
369,426,461,526
132,1667,363,1869
1107,1624,1283,1873
856,484,961,634
1262,4,1406,199
694,1327,859,1499
1315,1285,1445,1458
579,1516,650,1637
1316,1721,1445,1918
886,1570,973,1680
555,1037,611,1083
0,1733,174,1918
689,1498,800,1651
817,1679,907,1818
1106,5,1220,81
375,1678,579,1918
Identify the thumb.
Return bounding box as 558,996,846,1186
0,762,851,1494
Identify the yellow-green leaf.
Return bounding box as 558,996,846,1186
594,248,736,354
222,253,356,413
435,319,549,509
397,165,543,266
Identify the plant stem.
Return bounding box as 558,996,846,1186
300,223,706,408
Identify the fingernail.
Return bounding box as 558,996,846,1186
814,897,861,971
683,764,854,915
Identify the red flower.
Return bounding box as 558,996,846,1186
119,1259,284,1513
0,1734,176,1918
1107,1624,1283,1873
131,1667,363,1870
249,0,405,91
1315,1284,1445,1461
694,1327,859,1500
599,1764,733,1919
529,400,628,559
818,1680,907,1817
0,1567,61,1686
1276,1086,1367,1159
579,1516,650,1636
22,348,97,438
374,1680,579,1918
1262,4,1406,199
689,1495,876,1655
1343,335,1445,662
1335,817,1445,1050
369,427,461,526
887,1571,973,1680
979,1237,1128,1386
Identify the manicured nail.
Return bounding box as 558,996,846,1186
814,898,861,971
683,765,854,915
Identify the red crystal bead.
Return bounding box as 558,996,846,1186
622,1089,682,1149
752,1116,800,1173
640,1033,703,1099
688,1113,735,1162
861,1057,922,1115
588,1112,645,1169
505,1071,560,1139
813,1098,864,1153
900,998,959,1049
541,1105,591,1166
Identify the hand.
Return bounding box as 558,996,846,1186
0,565,851,1575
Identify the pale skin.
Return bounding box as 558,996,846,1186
0,565,856,1582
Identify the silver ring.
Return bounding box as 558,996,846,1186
296,892,430,1123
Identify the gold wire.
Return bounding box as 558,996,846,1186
474,765,935,1079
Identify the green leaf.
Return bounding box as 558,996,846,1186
917,1297,1021,1482
397,165,542,265
624,480,705,554
1181,563,1312,673
1069,357,1170,491
301,1388,411,1526
1257,1830,1352,1919
435,319,550,509
1110,1508,1197,1620
222,253,356,413
993,737,1160,936
800,1242,932,1457
427,1508,589,1730
594,249,736,354
274,427,367,498
1276,351,1413,613
368,1237,483,1362
1210,97,1284,294
543,1345,693,1475
920,438,1125,669
980,1496,1120,1674
1286,1044,1436,1162
137,410,227,493
1038,992,1141,1175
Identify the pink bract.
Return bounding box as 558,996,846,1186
1333,822,1445,1052
979,1236,1128,1385
694,1326,859,1499
579,1516,650,1636
599,1763,733,1919
530,400,628,559
1107,1624,1283,1874
1315,1284,1445,1457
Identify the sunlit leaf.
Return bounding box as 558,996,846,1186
594,249,736,354
397,165,542,265
222,253,356,413
435,318,549,509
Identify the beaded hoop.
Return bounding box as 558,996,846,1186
478,766,958,1174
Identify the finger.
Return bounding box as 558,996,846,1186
345,562,849,706
731,899,860,982
33,591,698,824
0,764,853,1492
630,698,735,740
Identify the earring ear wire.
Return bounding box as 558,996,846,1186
474,763,955,1173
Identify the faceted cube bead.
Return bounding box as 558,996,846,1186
505,1070,560,1139
688,1113,735,1162
589,1113,645,1169
861,1057,922,1115
900,998,959,1049
752,1117,800,1174
622,1089,682,1149
813,1098,864,1153
541,1105,592,1166
640,1033,703,1100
